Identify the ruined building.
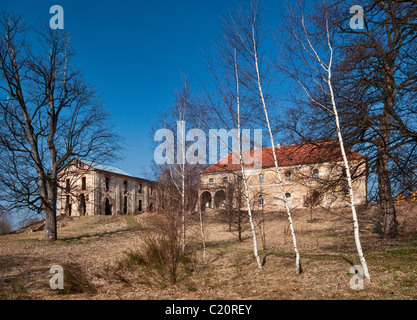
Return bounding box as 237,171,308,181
58,159,156,216
199,141,368,211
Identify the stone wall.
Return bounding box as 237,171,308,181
57,161,156,216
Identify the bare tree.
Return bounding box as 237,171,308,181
152,78,203,256
279,0,370,281
230,1,302,274
329,0,417,238
0,15,120,241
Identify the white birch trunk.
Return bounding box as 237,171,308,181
234,47,263,270
251,24,302,274
327,49,370,282
295,8,370,281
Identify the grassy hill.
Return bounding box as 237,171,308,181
0,205,416,300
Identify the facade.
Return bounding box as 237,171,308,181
57,159,156,216
199,142,367,211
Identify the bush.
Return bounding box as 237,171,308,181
117,210,196,286
57,263,97,295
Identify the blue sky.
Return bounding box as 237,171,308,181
1,0,284,179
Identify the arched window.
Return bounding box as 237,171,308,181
209,178,214,185
259,195,264,205
285,193,292,198
313,169,319,179
259,174,264,183
285,171,292,181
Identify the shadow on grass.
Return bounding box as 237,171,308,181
58,228,136,243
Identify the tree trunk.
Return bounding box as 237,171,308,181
377,146,398,238
377,62,398,238
44,182,57,241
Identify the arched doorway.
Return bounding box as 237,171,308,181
79,194,86,216
200,192,212,211
66,195,72,216
105,198,112,215
214,190,226,209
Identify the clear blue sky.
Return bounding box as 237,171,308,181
1,0,283,179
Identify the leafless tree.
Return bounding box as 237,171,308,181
151,79,203,256
0,15,120,241
330,0,417,238
229,0,302,274
278,0,370,280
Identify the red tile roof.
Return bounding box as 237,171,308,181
201,141,366,174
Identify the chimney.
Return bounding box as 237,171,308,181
277,143,282,150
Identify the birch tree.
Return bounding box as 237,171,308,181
152,79,203,256
280,0,370,280
231,1,302,274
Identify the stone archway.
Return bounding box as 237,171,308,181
200,191,212,211
214,190,226,209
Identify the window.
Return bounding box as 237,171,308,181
138,184,142,194
105,177,110,190
285,171,292,181
209,178,214,185
81,177,86,191
66,179,70,192
313,169,319,179
223,177,228,183
149,186,153,195
285,193,292,198
259,195,264,205
259,174,264,183
124,180,127,192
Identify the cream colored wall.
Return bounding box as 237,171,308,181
57,162,156,216
200,160,367,210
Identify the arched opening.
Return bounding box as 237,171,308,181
200,192,212,211
214,190,226,209
123,196,128,215
105,198,112,216
79,194,86,216
66,195,72,216
259,194,264,205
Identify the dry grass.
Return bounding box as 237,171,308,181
0,205,416,300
